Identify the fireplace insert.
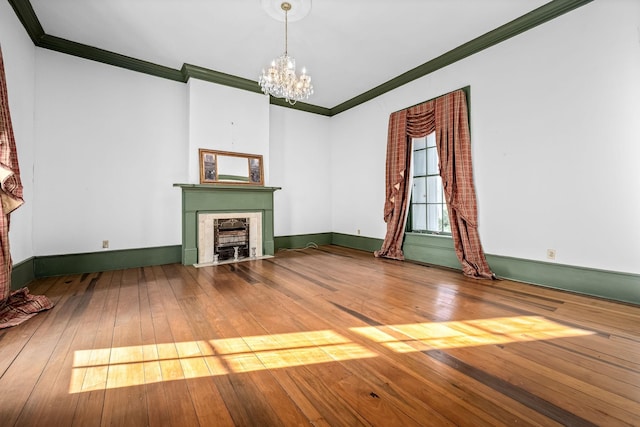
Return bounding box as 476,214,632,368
214,218,250,260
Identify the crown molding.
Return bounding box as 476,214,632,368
39,34,185,81
268,97,332,116
330,0,593,115
180,64,331,115
8,0,592,117
7,0,43,44
181,63,261,92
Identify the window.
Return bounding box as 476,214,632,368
409,132,450,235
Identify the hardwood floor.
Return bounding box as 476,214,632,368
1,245,639,426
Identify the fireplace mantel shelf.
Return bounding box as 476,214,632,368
175,183,280,265
174,183,281,192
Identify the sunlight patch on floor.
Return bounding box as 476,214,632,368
69,330,376,393
351,316,595,353
69,316,594,393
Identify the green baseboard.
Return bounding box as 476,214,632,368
402,233,639,305
11,257,36,290
402,232,460,270
274,233,333,251
34,245,181,277
486,254,640,306
12,234,639,305
274,232,382,253
331,233,384,252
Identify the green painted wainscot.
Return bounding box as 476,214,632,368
174,184,280,266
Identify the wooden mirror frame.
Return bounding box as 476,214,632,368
199,149,264,186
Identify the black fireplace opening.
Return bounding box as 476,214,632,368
214,218,250,261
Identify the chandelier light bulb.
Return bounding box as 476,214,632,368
258,1,314,105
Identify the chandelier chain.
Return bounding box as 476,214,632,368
284,6,288,55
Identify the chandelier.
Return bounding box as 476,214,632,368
258,1,313,105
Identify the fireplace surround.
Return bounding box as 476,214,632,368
174,184,280,265
197,211,262,265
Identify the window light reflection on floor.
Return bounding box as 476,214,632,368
69,316,594,394
69,330,375,393
350,315,595,353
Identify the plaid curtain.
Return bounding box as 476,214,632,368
435,91,493,278
0,46,54,328
374,101,435,260
375,89,494,279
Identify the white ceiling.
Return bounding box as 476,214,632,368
29,0,550,109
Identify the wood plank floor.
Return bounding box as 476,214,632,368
1,245,639,426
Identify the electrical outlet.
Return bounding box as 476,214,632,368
102,240,109,249
357,229,361,235
546,249,556,260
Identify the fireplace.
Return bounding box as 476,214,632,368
215,218,250,260
174,184,280,266
197,211,263,265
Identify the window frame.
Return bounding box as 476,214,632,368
407,132,451,236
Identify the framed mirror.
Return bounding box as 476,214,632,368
199,149,264,186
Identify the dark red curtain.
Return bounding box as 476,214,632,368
0,46,54,328
375,89,494,279
374,101,435,260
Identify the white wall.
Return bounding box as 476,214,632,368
471,0,640,274
187,79,270,184
5,0,639,278
329,99,389,239
330,0,640,274
33,50,188,255
0,1,36,264
270,105,331,236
